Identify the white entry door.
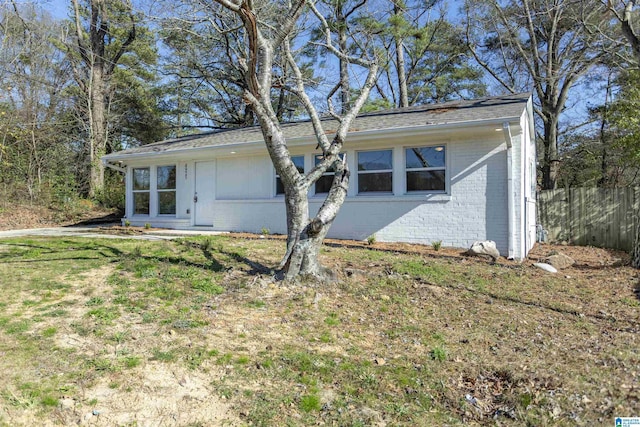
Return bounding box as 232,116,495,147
194,161,216,226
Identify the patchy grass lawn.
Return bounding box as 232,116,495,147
0,235,638,426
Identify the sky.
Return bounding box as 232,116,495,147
36,0,68,19
30,0,606,137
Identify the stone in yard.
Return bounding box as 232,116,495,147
467,241,501,261
534,262,557,273
543,253,575,270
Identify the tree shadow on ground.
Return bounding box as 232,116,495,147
0,240,123,263
64,211,124,227
176,239,271,274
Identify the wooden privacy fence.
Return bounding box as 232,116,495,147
538,187,639,251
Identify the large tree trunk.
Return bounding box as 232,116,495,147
338,30,350,113
282,164,349,281
393,1,408,108
541,116,559,190
72,0,135,198
88,65,106,197
215,0,377,281
633,221,640,269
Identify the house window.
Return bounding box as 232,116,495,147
276,156,305,195
357,149,392,193
133,168,150,215
314,153,344,194
405,145,446,192
157,165,176,215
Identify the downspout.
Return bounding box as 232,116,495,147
503,122,515,260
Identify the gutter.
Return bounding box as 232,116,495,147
503,122,515,260
102,116,524,163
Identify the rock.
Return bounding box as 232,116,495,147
534,262,557,273
59,397,75,410
467,240,500,261
543,253,574,270
344,268,367,277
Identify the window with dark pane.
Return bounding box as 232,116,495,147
133,168,150,215
357,149,392,193
405,146,446,192
276,156,304,195
314,153,344,194
157,165,176,215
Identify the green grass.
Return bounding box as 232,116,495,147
299,393,321,412
150,349,177,363
41,327,57,337
0,235,637,426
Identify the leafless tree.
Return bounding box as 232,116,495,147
465,0,611,190
69,0,136,197
606,0,640,60
604,1,640,267
200,0,378,280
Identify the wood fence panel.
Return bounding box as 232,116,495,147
538,187,639,251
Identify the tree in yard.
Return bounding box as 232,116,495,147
68,0,137,198
464,0,612,190
199,0,378,280
369,0,485,108
314,0,369,114
604,1,640,268
606,0,640,58
0,2,77,202
557,70,640,189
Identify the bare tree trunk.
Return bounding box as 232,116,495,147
541,116,559,190
284,160,349,281
211,0,377,281
89,65,106,197
621,0,640,60
72,0,135,198
338,24,350,113
633,222,640,268
393,1,408,108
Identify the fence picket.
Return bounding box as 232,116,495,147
538,187,639,251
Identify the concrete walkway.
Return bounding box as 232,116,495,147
0,225,228,241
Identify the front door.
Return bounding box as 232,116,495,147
194,161,216,226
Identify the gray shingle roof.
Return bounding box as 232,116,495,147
105,93,530,159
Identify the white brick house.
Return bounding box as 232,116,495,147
102,94,537,259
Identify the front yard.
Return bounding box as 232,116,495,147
0,234,637,426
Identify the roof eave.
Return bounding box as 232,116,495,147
102,115,524,163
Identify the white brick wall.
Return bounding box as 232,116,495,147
206,135,511,255
126,127,531,259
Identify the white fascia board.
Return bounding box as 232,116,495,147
102,116,523,163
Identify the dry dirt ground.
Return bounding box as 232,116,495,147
0,204,119,231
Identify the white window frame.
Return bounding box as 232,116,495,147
156,164,177,216
356,149,393,195
404,145,447,194
313,153,345,196
132,167,150,216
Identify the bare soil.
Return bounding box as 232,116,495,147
0,204,119,231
